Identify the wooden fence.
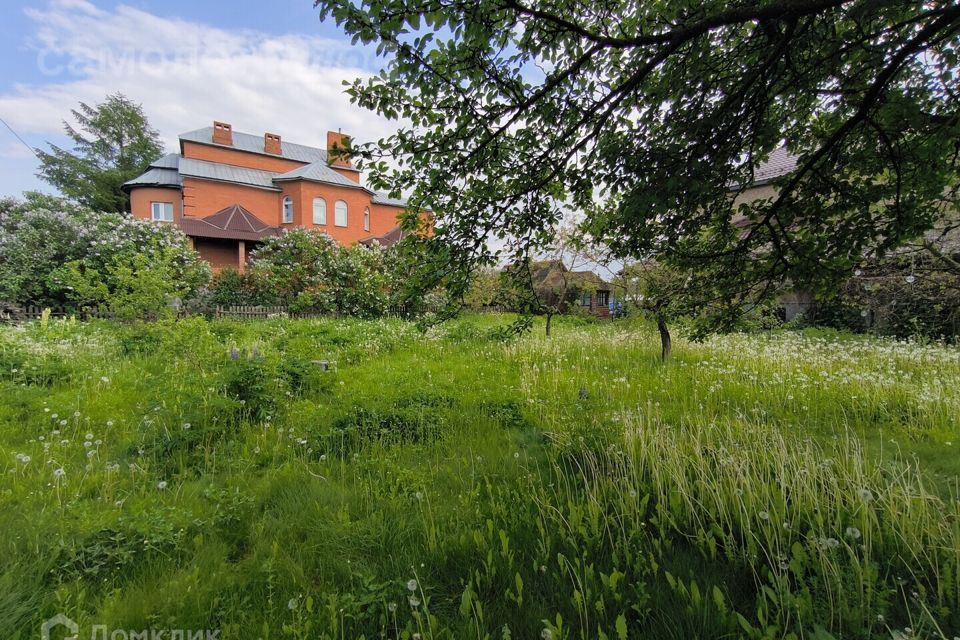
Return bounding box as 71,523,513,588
214,305,423,320
0,305,116,322
214,305,291,319
0,303,436,324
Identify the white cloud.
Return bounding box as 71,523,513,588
0,0,397,154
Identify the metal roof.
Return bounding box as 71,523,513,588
372,192,410,208
122,153,182,190
179,126,362,170
150,153,181,169
273,161,364,189
178,157,281,191
122,166,181,189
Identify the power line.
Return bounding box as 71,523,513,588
0,115,41,160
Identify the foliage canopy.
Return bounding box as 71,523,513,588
317,0,960,328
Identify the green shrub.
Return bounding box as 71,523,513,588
324,405,446,456
246,228,397,317
222,355,278,421
0,199,210,317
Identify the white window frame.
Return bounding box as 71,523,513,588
312,197,327,225
363,207,370,232
334,200,348,227
151,202,174,222
282,196,294,224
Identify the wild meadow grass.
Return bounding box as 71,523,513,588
0,314,957,639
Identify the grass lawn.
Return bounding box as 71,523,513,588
1,314,958,639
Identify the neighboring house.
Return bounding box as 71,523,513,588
528,260,613,318
124,121,414,272
731,148,815,320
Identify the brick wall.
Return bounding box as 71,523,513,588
181,141,306,173
193,238,240,271
130,187,182,223
181,177,282,222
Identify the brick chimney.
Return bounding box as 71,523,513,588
327,130,352,168
264,132,282,155
212,121,233,146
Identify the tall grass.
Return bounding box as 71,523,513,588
0,315,957,638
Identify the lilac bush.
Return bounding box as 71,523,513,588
0,196,209,319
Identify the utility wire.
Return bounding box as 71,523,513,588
0,115,41,159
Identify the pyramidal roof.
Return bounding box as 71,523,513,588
180,204,280,241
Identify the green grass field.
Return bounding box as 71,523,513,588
1,314,958,639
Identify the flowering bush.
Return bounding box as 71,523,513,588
0,195,93,305
244,228,394,317
0,196,209,319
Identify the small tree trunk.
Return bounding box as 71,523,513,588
656,313,672,362
545,312,553,337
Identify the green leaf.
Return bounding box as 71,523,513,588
615,613,628,640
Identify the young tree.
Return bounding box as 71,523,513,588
37,93,163,213
316,0,960,330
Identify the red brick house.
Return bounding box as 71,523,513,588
124,122,413,271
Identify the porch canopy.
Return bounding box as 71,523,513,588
180,204,280,241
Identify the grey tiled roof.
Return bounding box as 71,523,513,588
751,147,798,185
273,162,364,189
178,158,281,191
179,126,345,166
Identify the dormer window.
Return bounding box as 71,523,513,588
282,196,294,224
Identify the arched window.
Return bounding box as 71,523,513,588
312,197,327,225
363,207,370,232
334,200,348,227
282,196,294,224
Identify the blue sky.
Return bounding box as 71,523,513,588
0,0,394,197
